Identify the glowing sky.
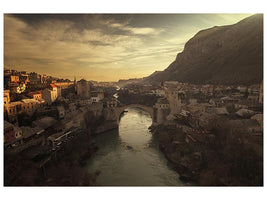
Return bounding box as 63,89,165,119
4,14,253,81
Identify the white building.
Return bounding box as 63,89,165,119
42,84,58,105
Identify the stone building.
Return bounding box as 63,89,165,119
153,98,170,124
76,79,91,98
91,88,104,100
165,87,182,114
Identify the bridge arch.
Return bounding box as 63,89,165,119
114,104,154,124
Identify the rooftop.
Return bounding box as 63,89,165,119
21,99,40,104
28,91,41,96
50,83,57,88
32,117,57,129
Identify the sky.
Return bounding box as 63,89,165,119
4,13,253,82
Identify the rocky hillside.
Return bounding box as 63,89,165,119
144,14,263,85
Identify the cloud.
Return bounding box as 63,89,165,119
4,14,157,80
107,20,163,36
4,14,253,81
88,40,111,46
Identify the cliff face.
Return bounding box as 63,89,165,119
144,14,263,85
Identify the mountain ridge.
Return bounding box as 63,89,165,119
143,14,263,86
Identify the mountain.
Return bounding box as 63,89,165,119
144,14,263,85
117,78,144,87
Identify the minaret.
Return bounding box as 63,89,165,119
74,76,77,92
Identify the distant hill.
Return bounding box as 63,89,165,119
117,78,144,87
143,14,263,85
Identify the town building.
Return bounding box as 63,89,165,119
153,98,170,124
153,88,165,97
29,72,42,84
76,98,93,106
103,97,118,108
76,79,91,98
27,91,42,100
20,99,44,116
10,75,19,83
4,120,23,145
42,84,58,105
54,81,74,89
91,88,105,100
4,120,16,143
19,74,30,84
165,87,182,114
4,90,10,105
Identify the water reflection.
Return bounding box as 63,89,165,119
119,108,152,149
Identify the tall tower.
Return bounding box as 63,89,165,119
74,76,77,92
165,87,181,114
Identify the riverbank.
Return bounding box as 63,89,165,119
150,124,263,186
5,130,100,186
150,125,200,184
5,106,119,186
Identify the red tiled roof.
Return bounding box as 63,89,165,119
50,84,57,88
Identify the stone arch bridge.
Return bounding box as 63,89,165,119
114,104,154,124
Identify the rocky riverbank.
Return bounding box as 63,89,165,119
151,124,263,186
151,125,201,184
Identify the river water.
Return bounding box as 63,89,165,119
86,107,184,186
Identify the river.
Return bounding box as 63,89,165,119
86,107,185,186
